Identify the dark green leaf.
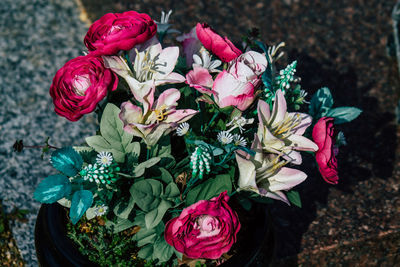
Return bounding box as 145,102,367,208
138,244,154,260
145,199,172,229
153,238,175,263
133,157,161,177
325,107,362,124
186,174,232,205
286,190,302,208
130,179,163,212
113,196,135,219
164,182,180,199
70,190,93,224
34,175,71,204
309,87,334,118
51,147,83,176
86,103,134,163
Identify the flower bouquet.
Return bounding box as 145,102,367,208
30,10,362,266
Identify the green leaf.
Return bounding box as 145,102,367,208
164,182,180,199
186,174,232,205
309,87,334,118
138,244,154,260
133,157,161,177
130,179,163,212
113,196,135,219
34,175,71,204
86,103,134,163
106,217,136,233
70,190,93,224
158,168,174,184
153,238,175,263
133,224,159,246
145,199,172,229
286,190,302,208
51,147,83,176
325,107,362,124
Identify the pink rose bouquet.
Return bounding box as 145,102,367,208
26,9,361,267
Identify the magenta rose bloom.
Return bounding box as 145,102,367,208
196,23,242,63
164,191,240,259
312,117,339,184
84,11,157,56
50,55,118,121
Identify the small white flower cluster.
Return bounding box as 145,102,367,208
217,131,233,145
217,131,247,147
190,147,211,179
93,204,108,217
176,122,190,136
96,151,113,167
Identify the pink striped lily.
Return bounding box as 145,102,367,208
257,90,318,165
119,87,198,146
235,135,307,204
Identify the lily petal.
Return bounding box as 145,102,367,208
269,167,307,191
287,134,319,151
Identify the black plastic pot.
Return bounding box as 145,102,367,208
35,203,273,267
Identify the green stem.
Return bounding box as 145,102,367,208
203,111,220,134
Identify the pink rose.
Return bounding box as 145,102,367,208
196,23,242,63
50,55,118,121
165,191,240,259
312,117,339,184
212,70,255,111
84,11,157,56
228,51,268,87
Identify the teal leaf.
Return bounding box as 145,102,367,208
130,179,163,212
262,66,273,92
325,107,362,124
70,190,93,224
51,147,83,176
309,87,334,118
286,190,302,208
186,174,232,205
153,238,175,263
145,199,172,229
34,175,71,204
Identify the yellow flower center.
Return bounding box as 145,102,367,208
153,104,169,122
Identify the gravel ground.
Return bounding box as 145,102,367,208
0,0,96,265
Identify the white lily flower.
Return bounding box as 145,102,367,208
193,49,222,73
257,90,318,165
155,10,180,35
226,116,254,133
103,37,185,103
235,135,307,205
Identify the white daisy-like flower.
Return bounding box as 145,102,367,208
176,122,190,136
193,49,222,73
217,131,233,145
93,204,108,217
96,151,113,167
233,134,247,147
226,116,254,133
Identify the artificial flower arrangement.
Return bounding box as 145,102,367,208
30,10,362,266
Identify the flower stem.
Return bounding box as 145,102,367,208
203,110,220,134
